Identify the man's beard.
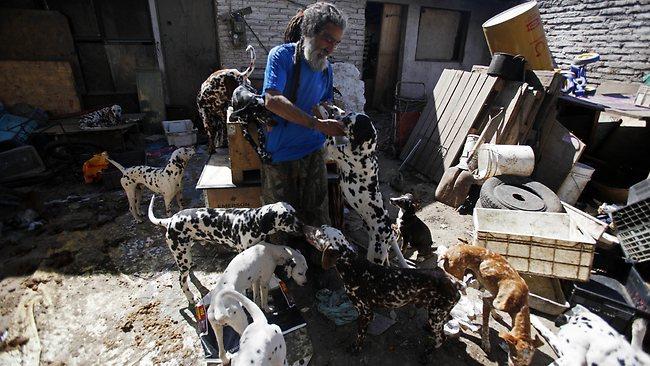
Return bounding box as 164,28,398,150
303,36,328,72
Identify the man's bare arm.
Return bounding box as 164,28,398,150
264,89,345,136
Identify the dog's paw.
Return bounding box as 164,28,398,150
220,355,231,365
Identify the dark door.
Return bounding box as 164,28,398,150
156,0,220,119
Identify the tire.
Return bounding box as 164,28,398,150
479,175,563,213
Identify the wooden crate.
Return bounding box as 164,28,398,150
226,107,261,183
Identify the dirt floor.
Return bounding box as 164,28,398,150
0,112,559,365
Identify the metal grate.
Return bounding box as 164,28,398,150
613,199,650,263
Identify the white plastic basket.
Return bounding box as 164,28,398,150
473,208,596,281
162,119,197,147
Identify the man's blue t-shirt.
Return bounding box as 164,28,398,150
263,43,333,163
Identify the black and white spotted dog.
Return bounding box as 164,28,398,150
106,147,195,222
78,105,123,129
229,84,274,163
303,225,461,352
531,305,650,366
148,197,302,303
320,107,409,267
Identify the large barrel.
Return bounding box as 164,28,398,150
482,2,554,70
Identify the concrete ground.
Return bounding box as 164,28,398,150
0,113,560,365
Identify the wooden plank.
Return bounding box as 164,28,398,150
424,72,486,178
0,60,80,115
438,72,483,152
372,3,402,108
401,69,455,158
435,73,488,164
435,76,502,181
494,82,528,144
408,70,463,169
410,70,467,171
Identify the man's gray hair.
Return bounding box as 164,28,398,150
300,2,347,38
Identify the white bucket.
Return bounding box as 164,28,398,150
457,134,479,170
475,144,535,180
557,163,595,205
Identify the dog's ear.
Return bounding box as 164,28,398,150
532,334,544,348
499,331,518,346
321,245,340,269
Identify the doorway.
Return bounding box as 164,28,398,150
363,2,404,110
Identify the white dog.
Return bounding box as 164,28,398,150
207,243,307,365
106,147,195,222
213,289,287,366
531,305,650,365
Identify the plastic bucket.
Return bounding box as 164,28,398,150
457,134,479,170
475,144,535,180
482,1,553,70
557,163,595,205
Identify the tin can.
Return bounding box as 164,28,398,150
195,300,208,334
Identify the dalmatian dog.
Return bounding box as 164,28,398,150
197,45,256,153
229,83,274,163
78,105,122,129
303,225,461,352
213,289,287,366
531,305,650,366
317,105,409,268
207,242,307,365
105,147,194,223
148,196,302,303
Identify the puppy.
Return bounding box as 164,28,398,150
148,196,302,303
389,193,434,256
207,242,307,365
229,84,274,163
441,244,543,366
106,146,194,222
531,305,650,365
197,45,256,153
213,289,286,366
303,225,461,352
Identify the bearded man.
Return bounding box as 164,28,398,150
262,2,347,228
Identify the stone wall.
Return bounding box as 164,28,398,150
214,0,365,83
538,0,650,85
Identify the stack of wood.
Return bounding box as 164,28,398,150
400,66,564,183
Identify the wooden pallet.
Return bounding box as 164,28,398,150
400,69,502,182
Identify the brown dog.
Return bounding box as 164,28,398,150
441,244,543,366
197,45,255,153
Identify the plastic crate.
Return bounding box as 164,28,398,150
162,119,197,147
613,198,650,263
0,145,45,183
473,208,596,281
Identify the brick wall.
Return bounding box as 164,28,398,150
538,0,650,85
214,0,365,83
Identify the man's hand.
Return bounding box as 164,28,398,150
315,119,346,136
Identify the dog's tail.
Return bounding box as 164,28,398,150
217,289,267,325
148,195,172,227
105,155,127,175
242,45,256,80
